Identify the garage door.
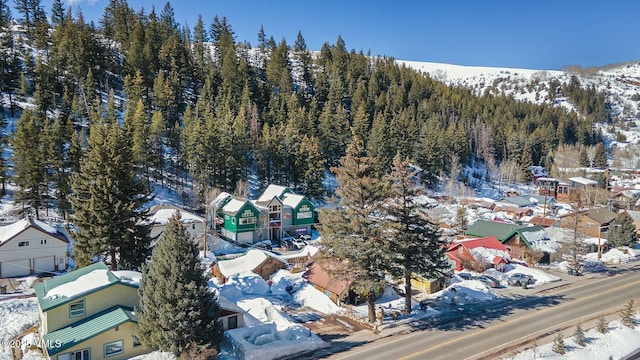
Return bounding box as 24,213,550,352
1,259,30,278
34,256,55,274
237,231,254,245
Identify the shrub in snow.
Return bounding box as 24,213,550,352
574,324,586,347
552,333,566,355
597,315,609,334
620,299,636,328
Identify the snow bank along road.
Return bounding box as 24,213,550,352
326,268,640,360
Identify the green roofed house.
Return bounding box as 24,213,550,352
218,184,315,245
465,220,558,265
34,262,152,360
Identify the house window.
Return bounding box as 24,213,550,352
58,348,90,360
269,205,281,212
104,340,124,357
192,224,196,229
69,299,85,317
232,218,235,225
297,211,313,219
41,239,47,245
228,315,238,329
132,335,142,348
586,222,595,228
239,217,256,225
18,241,29,247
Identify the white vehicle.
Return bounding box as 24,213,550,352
292,237,307,249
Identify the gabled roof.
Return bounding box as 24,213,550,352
502,196,534,207
528,216,557,227
515,226,558,253
255,195,283,207
583,208,617,225
221,198,252,215
34,262,139,312
147,204,204,225
257,184,290,203
0,217,69,247
218,294,245,314
447,236,512,267
569,176,598,186
448,236,508,252
303,260,350,297
212,191,233,208
44,306,137,355
216,249,288,278
465,220,527,242
282,193,307,208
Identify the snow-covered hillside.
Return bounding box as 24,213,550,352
398,60,640,122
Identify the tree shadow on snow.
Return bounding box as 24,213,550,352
408,294,565,331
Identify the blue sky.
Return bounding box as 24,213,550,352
33,0,640,70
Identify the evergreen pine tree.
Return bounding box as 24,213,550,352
385,153,450,314
573,324,586,347
607,212,637,247
593,142,608,168
552,333,566,355
596,315,608,334
318,136,389,323
621,299,635,328
11,109,46,218
70,121,152,270
137,211,223,355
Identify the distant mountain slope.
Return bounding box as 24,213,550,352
398,59,640,167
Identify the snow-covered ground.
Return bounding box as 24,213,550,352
0,298,41,359
510,317,640,359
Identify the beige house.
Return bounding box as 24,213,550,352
0,218,69,278
34,262,152,360
146,204,205,241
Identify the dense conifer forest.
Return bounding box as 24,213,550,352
0,0,611,217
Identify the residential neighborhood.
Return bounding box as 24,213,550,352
2,1,640,359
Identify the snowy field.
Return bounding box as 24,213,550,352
510,317,640,359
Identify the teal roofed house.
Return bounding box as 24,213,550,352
34,262,152,360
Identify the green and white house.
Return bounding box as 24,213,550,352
34,262,152,360
216,184,315,245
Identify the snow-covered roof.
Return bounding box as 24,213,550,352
257,184,289,203
44,269,112,300
279,245,319,260
222,198,248,215
212,191,233,207
0,218,68,245
148,207,203,225
112,270,142,287
519,228,559,253
469,246,511,264
217,249,288,278
281,193,306,208
569,176,598,186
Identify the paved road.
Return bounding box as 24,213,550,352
322,267,640,360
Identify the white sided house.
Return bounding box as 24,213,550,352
0,218,69,278
146,204,205,241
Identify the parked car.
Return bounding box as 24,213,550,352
474,275,500,288
507,273,533,286
456,272,473,281
297,234,312,242
292,238,307,249
279,237,295,250
253,241,272,251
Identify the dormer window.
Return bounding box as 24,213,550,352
69,299,85,317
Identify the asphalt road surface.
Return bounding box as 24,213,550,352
326,267,640,360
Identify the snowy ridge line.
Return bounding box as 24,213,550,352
467,311,616,360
